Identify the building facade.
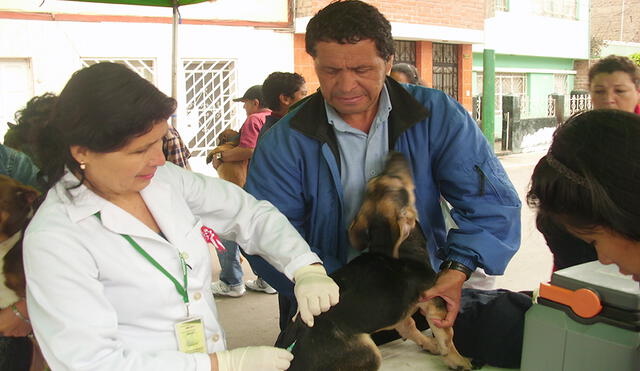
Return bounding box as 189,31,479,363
473,0,590,138
0,0,294,175
293,0,485,112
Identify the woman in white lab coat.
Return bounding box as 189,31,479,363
23,62,339,371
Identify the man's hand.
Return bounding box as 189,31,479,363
423,269,466,328
212,157,222,170
293,264,340,327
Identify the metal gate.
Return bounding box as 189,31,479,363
432,43,458,100
183,59,237,157
393,40,416,66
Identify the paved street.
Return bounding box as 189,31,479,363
212,150,552,349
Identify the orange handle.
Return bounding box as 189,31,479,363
539,282,602,318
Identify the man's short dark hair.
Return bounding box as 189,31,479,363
305,0,394,61
588,55,640,87
262,72,306,111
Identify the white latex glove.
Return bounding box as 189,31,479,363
293,264,340,327
216,346,293,371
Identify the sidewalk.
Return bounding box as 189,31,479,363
213,150,550,350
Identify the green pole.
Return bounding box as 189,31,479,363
482,49,496,146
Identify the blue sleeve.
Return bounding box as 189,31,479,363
426,91,521,275
243,123,304,295
0,145,41,190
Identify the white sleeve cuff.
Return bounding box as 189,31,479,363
283,252,322,280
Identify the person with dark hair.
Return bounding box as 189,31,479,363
4,93,57,169
257,72,307,143
528,109,640,282
588,55,640,113
244,0,521,333
23,62,339,371
390,63,422,85
535,55,640,272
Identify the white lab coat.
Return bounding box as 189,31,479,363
23,163,321,371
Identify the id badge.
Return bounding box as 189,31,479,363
175,317,207,353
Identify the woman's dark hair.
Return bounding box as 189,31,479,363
391,63,422,85
5,92,58,168
36,62,176,189
262,72,306,111
588,55,640,87
527,109,640,241
305,0,394,61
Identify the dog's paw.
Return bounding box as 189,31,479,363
443,354,473,371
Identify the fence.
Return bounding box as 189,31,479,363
500,94,566,153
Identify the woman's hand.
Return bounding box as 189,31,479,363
0,300,32,337
212,346,293,371
293,264,340,327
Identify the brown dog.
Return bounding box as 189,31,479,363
206,129,248,187
0,174,46,371
276,152,473,370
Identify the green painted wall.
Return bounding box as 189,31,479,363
472,54,575,70
528,73,555,117
473,53,577,125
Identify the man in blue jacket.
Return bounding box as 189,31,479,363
245,0,521,332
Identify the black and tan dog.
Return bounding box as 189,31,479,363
276,152,473,370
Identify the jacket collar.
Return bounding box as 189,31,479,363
289,77,430,154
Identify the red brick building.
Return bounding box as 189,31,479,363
292,0,485,111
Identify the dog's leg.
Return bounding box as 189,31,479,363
394,314,440,354
419,299,473,371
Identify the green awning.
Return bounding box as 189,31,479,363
67,0,210,7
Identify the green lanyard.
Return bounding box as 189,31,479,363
94,212,191,316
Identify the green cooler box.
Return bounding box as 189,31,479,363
521,261,640,371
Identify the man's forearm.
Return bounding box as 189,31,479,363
220,146,254,162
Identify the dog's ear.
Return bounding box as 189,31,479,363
15,185,39,206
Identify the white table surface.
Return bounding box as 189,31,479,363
380,336,518,371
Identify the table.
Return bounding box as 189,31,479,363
380,336,518,371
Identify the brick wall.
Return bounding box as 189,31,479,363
416,41,433,88
296,0,484,30
573,60,591,91
293,34,320,93
458,44,473,111
591,0,640,43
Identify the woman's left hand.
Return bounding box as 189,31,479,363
293,264,340,327
0,301,32,337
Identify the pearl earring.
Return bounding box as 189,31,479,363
79,161,86,170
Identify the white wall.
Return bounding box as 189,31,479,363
1,0,289,23
0,17,294,176
476,0,590,59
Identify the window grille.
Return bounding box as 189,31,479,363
81,58,155,83
534,0,577,20
182,59,237,157
477,72,527,116
393,40,416,66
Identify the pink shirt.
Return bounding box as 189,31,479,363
239,109,272,149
